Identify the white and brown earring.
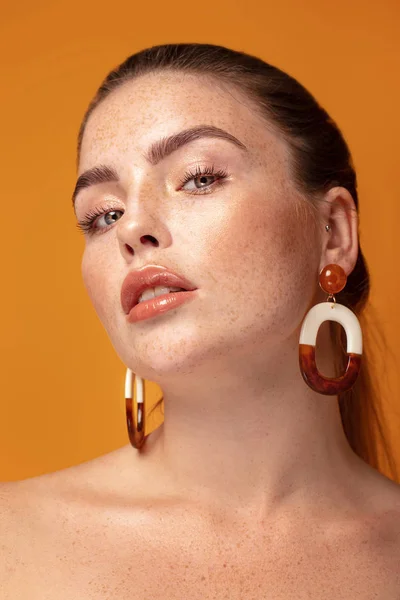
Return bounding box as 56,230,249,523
125,369,147,449
299,263,363,394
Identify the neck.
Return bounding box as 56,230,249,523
117,321,365,519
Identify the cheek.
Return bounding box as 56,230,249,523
204,196,319,332
219,199,312,281
81,246,116,322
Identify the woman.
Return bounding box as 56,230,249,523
2,43,400,598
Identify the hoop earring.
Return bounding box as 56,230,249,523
299,264,363,395
125,368,147,449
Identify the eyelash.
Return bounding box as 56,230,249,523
75,164,229,236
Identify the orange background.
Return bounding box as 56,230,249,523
1,0,399,481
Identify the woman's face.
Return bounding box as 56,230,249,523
75,71,323,381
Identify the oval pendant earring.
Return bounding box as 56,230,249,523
125,368,147,449
299,264,363,395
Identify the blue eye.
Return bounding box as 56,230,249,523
179,164,229,194
76,208,123,236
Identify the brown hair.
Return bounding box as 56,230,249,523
76,43,398,481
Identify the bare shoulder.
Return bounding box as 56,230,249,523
0,471,93,597
0,479,35,592
353,464,400,539
0,479,33,528
0,477,54,540
0,446,149,543
1,462,400,599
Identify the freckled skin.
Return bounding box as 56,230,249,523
78,72,322,381
1,57,398,584
0,63,400,588
75,71,395,508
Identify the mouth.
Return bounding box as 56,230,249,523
135,286,187,305
126,288,198,323
120,266,198,316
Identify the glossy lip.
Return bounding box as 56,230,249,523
127,289,198,323
120,265,198,315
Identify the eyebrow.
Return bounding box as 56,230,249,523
72,124,248,211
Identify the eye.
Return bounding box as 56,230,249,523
182,174,217,191
76,207,123,236
179,165,229,194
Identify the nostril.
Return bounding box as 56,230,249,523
141,235,159,246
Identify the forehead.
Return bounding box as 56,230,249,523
79,71,288,173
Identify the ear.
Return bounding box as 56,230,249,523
319,186,359,276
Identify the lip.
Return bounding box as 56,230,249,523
127,290,198,323
120,265,198,316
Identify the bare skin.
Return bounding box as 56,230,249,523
2,71,400,598
1,458,400,599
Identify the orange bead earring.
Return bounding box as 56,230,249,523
299,264,363,395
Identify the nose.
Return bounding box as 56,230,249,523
120,229,160,257
116,205,170,259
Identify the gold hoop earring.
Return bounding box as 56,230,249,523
299,264,363,394
125,368,147,449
